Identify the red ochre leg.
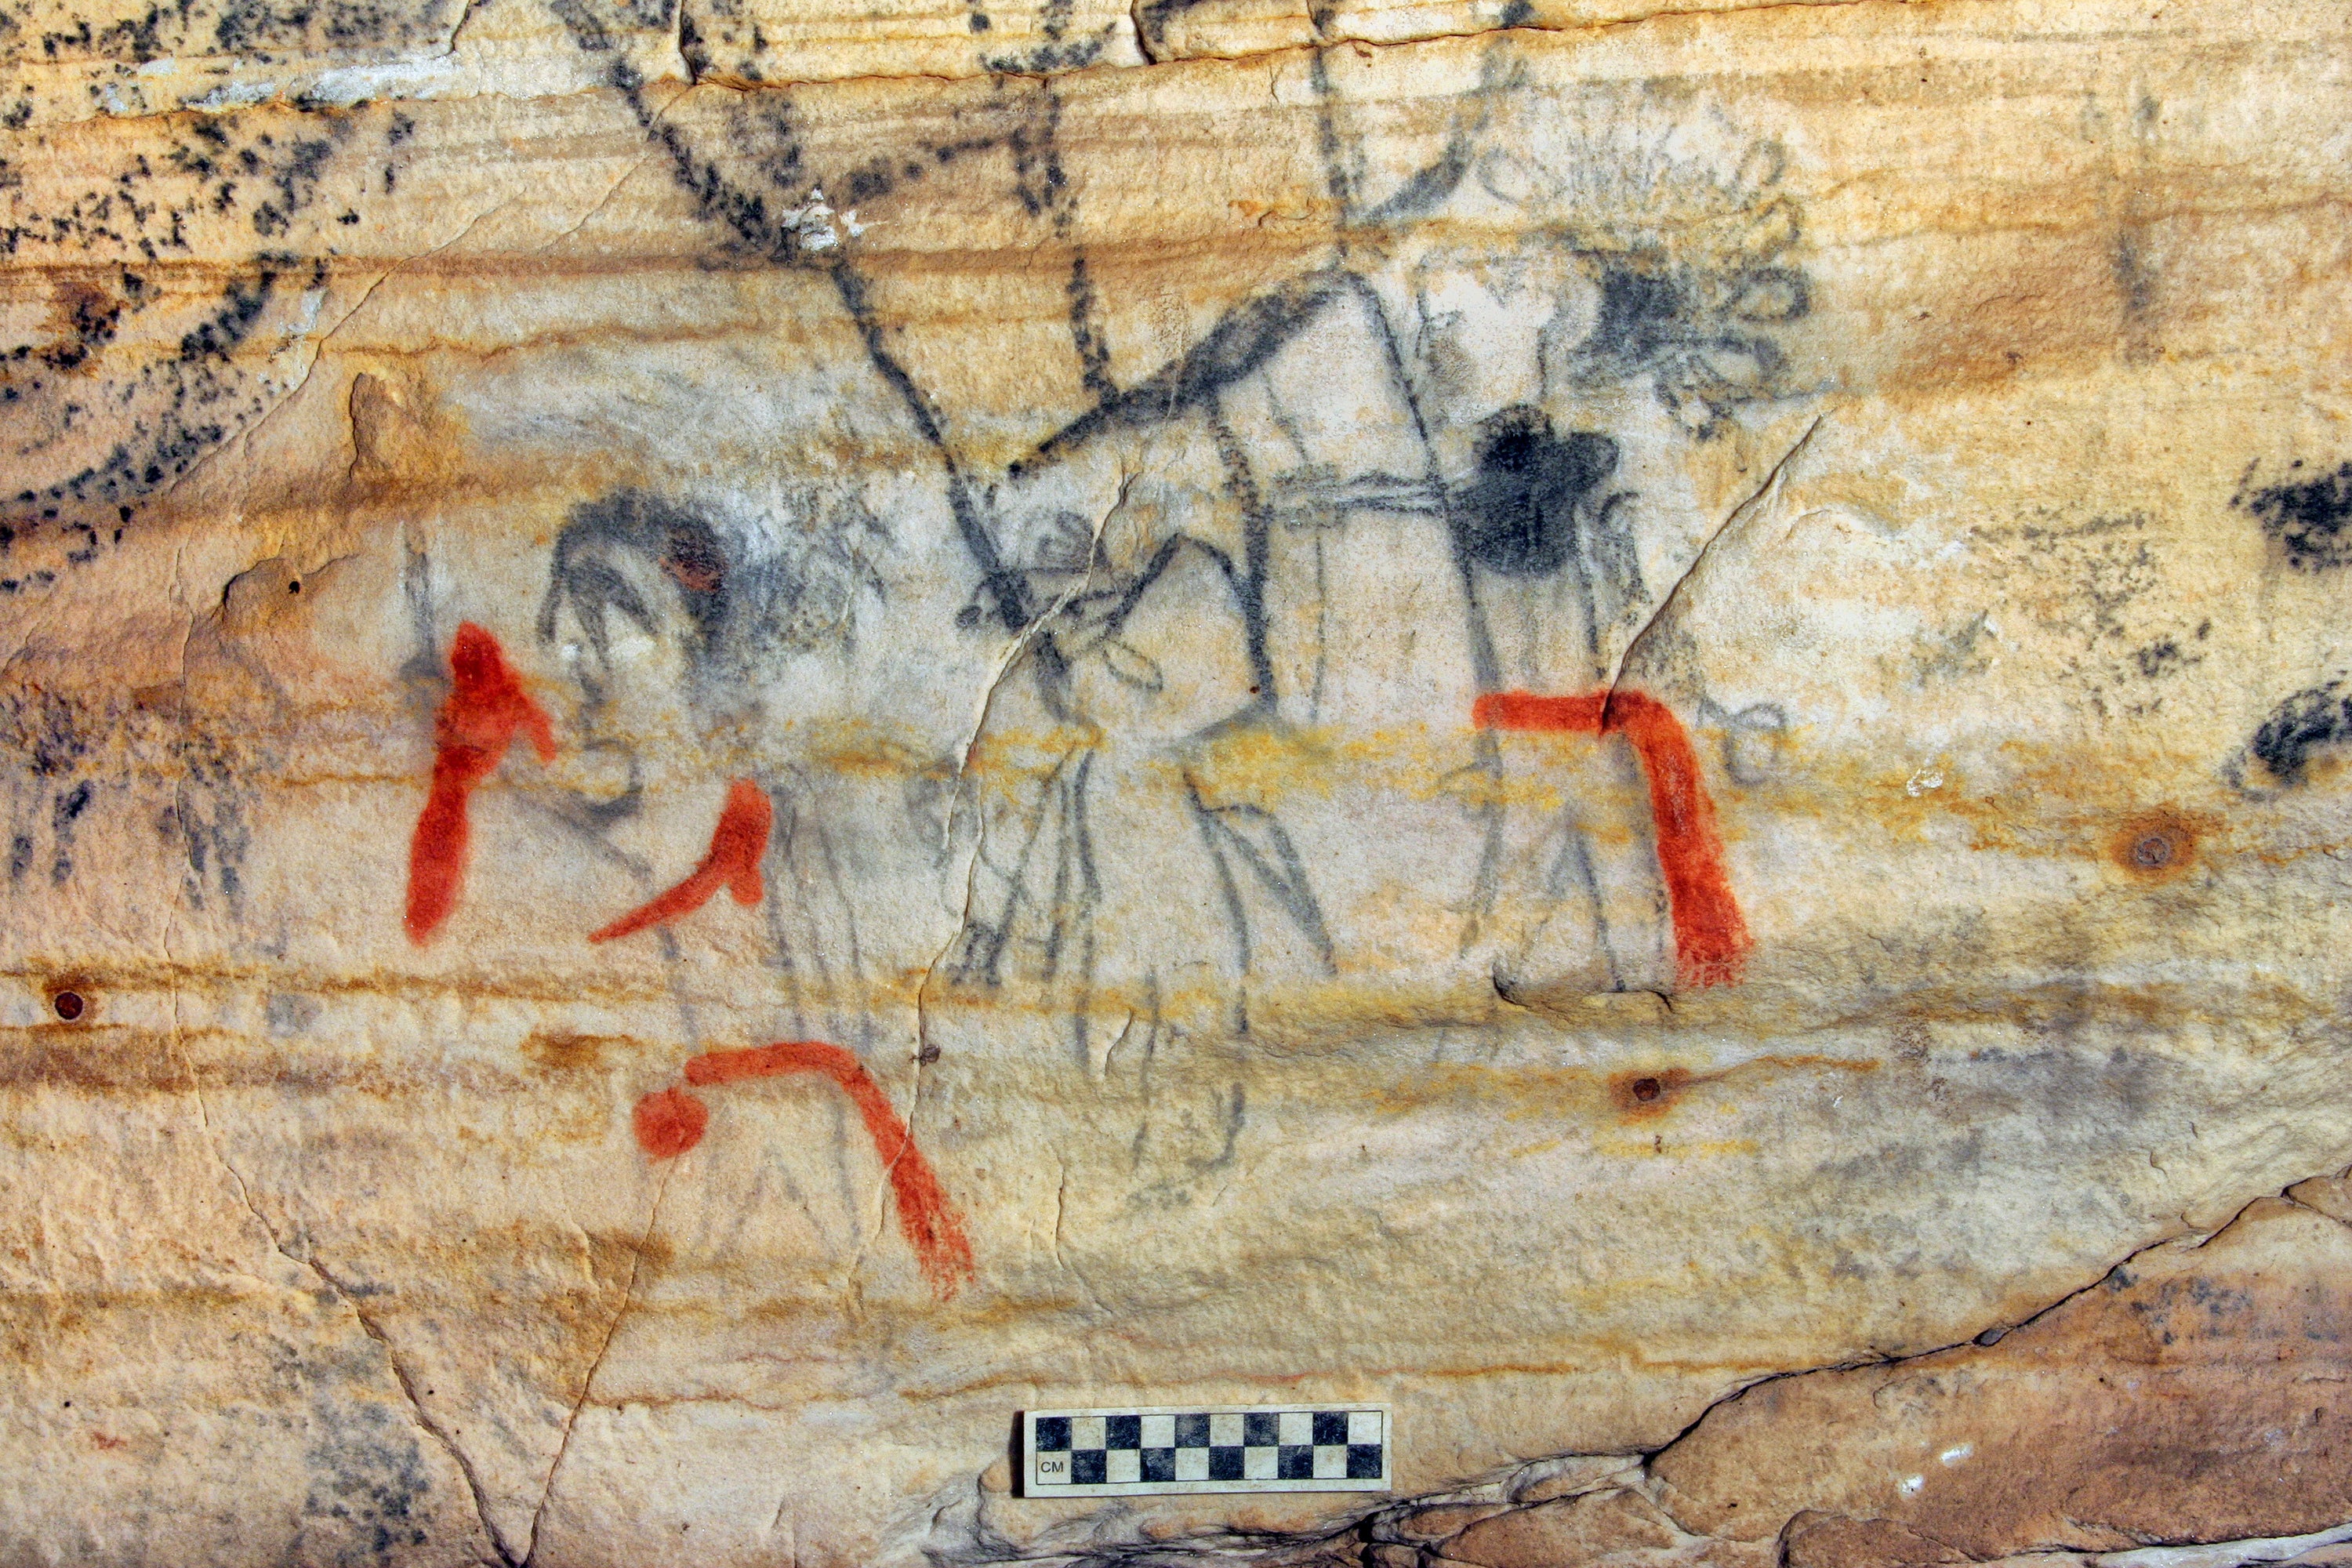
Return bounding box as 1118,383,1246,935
1599,692,1751,989
679,1041,977,1297
405,750,479,945
590,779,772,942
1472,688,1751,989
405,624,557,946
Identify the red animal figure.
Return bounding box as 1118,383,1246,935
407,623,557,944
634,1043,977,1298
590,778,771,942
403,630,974,1298
586,784,968,1297
1472,689,1751,989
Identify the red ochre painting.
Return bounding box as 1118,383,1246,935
405,622,557,945
401,628,1751,1305
402,626,974,1298
590,778,772,943
636,1044,977,1298
1473,688,1751,990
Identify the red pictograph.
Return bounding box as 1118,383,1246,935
407,623,557,945
633,1085,710,1158
590,778,771,943
403,630,973,1297
634,1043,977,1298
1472,688,1751,989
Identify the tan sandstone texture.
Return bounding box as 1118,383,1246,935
2,0,2350,1562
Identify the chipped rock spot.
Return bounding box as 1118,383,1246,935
2110,806,2212,885
1610,1067,1692,1120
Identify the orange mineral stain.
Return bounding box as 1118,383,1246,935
406,623,557,945
1474,688,1751,989
590,779,771,942
2108,805,2210,886
635,1039,975,1296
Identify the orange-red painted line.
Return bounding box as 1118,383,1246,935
1472,688,1751,989
590,779,771,943
406,623,557,945
635,1040,976,1298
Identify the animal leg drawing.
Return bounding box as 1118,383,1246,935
406,622,557,944
1473,689,1750,989
635,1041,977,1298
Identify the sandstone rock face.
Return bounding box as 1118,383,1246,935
2,0,2350,1563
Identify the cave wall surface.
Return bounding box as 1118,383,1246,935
3,0,2351,1563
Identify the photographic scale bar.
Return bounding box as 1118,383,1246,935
1023,1405,1391,1497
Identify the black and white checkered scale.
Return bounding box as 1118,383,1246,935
1032,1410,1385,1487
